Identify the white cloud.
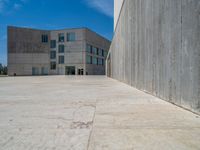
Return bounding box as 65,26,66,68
0,0,26,14
84,0,113,17
0,0,9,13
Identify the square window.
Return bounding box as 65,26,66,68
42,35,48,43
50,40,56,48
58,33,65,42
50,51,56,59
58,45,65,53
50,62,56,70
67,32,76,41
59,56,64,64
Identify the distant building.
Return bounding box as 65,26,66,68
8,26,110,76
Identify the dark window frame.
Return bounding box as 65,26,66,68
58,45,65,53
50,40,56,48
67,32,76,42
59,56,65,64
50,62,56,70
58,33,65,42
50,51,56,59
102,49,104,57
42,35,48,43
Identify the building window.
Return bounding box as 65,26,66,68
50,62,56,70
92,57,97,65
93,47,97,55
58,45,65,53
99,49,102,56
101,49,104,57
50,40,56,48
59,56,64,64
50,51,56,59
97,48,99,55
42,35,48,43
87,55,92,64
86,44,92,53
58,33,65,42
104,50,108,58
67,32,76,41
98,58,103,65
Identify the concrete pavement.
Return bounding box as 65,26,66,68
0,76,199,150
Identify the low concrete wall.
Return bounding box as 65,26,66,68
108,0,200,114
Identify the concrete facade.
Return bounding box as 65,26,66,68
8,26,110,76
114,0,124,29
107,0,200,114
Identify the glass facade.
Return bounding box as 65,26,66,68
67,32,76,41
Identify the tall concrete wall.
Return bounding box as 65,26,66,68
108,0,200,114
114,0,124,29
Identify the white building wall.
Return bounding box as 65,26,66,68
114,0,124,29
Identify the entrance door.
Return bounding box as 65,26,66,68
78,69,84,75
65,66,76,75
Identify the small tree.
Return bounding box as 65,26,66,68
0,63,2,75
0,64,7,75
3,66,7,75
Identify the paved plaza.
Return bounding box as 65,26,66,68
0,76,200,150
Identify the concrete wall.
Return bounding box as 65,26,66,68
50,29,86,75
8,26,50,76
114,0,124,29
85,29,110,52
108,0,200,114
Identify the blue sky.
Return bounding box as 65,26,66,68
0,0,114,65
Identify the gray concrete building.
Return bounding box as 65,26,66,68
107,0,200,114
8,26,110,76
